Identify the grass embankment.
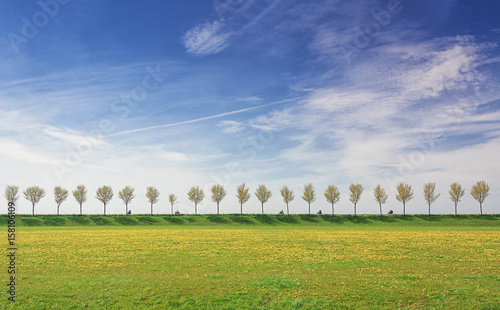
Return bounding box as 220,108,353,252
1,214,499,228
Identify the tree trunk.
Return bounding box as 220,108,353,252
379,202,382,215
455,202,457,216
104,203,106,216
240,202,243,215
480,202,483,215
32,203,35,216
287,203,289,215
217,202,220,215
308,203,311,215
57,204,60,216
354,203,357,215
80,203,82,215
126,203,128,215
332,202,334,215
428,203,431,215
195,203,198,215
403,202,406,216
151,203,153,215
261,202,264,214
171,204,174,215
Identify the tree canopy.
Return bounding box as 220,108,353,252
255,184,272,214
23,186,46,216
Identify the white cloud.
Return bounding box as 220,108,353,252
42,126,106,148
0,138,55,165
236,96,263,102
218,120,244,133
400,37,486,99
160,151,189,162
182,21,231,56
249,109,291,131
307,88,379,112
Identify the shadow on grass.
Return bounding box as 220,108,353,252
229,215,256,224
163,216,185,224
254,214,279,225
370,215,397,222
21,217,45,226
321,216,348,224
300,215,320,223
392,215,414,221
472,215,498,220
136,216,161,225
67,216,93,225
43,216,67,226
184,216,198,223
276,216,300,224
345,216,372,224
91,217,114,226
415,215,442,221
113,216,139,225
207,215,230,224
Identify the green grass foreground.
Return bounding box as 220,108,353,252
1,214,499,228
2,215,499,309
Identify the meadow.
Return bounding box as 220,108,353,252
2,215,499,309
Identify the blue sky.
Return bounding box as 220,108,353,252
1,0,499,215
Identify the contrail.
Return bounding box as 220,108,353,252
106,98,295,137
476,56,500,66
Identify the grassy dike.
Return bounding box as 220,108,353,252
1,214,498,228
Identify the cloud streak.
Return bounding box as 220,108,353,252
106,99,295,137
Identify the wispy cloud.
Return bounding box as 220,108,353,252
400,36,488,99
0,138,55,165
107,99,295,137
236,96,263,102
182,21,231,56
42,126,106,147
218,120,244,133
249,109,291,131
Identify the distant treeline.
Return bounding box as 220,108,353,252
3,181,492,216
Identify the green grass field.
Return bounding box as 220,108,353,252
2,215,499,309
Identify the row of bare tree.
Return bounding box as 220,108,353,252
3,181,490,216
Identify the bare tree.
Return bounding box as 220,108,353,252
96,186,113,216
168,194,178,215
373,184,388,215
280,186,295,215
146,186,160,215
23,186,46,216
449,182,465,216
423,182,440,215
302,183,316,214
72,185,87,215
471,181,490,215
118,186,135,215
349,183,364,215
211,184,227,215
236,183,251,214
396,183,414,215
54,186,69,215
255,184,272,214
4,185,19,204
188,186,204,215
324,185,340,215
